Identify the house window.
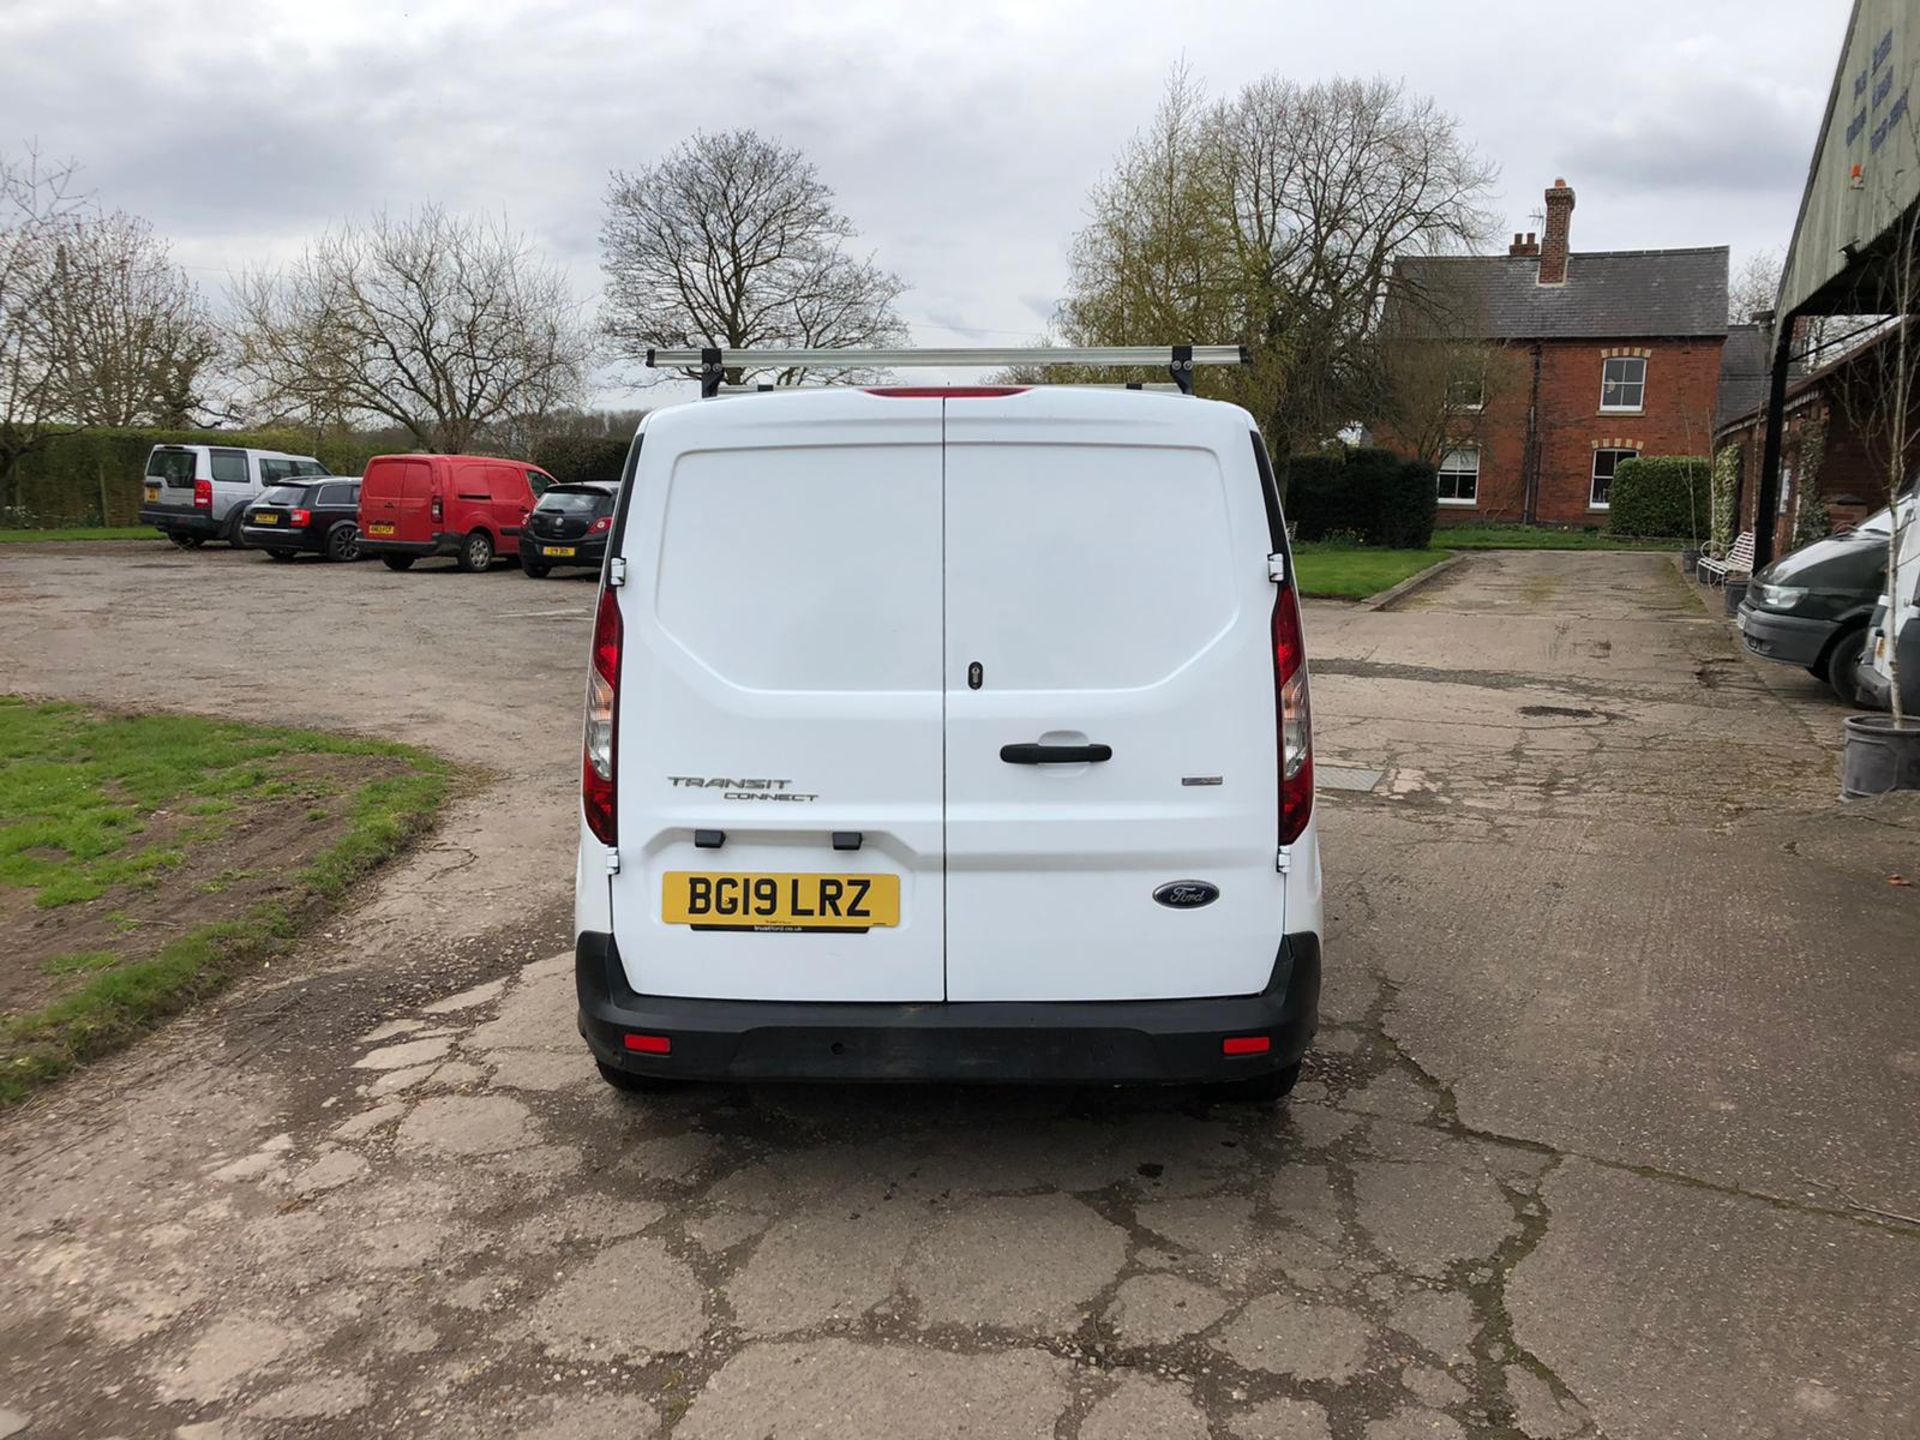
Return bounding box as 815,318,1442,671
1601,356,1646,412
1446,377,1485,412
1590,447,1640,509
1437,448,1480,506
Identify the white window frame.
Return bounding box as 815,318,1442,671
1437,447,1480,507
1590,447,1640,510
1600,356,1646,413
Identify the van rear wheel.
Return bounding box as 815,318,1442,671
1824,625,1870,706
1208,1060,1302,1105
595,1061,675,1094
381,554,416,572
457,530,494,572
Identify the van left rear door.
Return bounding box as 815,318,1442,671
604,397,947,1003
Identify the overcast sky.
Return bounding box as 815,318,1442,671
0,0,1854,401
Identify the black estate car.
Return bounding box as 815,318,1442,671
1736,507,1891,705
519,482,617,578
240,479,365,562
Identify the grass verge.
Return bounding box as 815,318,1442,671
1293,545,1454,601
1436,524,1687,551
0,527,160,544
0,698,454,1105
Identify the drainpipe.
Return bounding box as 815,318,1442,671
1753,312,1797,569
1521,342,1544,523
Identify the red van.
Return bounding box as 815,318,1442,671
357,454,556,572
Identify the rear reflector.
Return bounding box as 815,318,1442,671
1222,1035,1271,1056
624,1033,671,1054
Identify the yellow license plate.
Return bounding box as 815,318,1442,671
368,522,395,536
253,512,278,524
662,872,900,931
144,484,159,502
542,545,576,557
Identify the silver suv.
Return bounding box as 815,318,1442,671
139,443,330,549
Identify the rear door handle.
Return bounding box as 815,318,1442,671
1000,743,1113,764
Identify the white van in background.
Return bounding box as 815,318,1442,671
572,357,1322,1103
139,443,330,548
1858,490,1919,712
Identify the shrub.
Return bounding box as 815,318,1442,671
1606,456,1710,540
1281,447,1437,549
532,433,633,487
3,427,372,529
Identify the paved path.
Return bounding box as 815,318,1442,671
0,543,1915,1439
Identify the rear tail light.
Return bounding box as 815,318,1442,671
193,479,212,511
582,583,621,845
1272,580,1313,846
289,508,311,528
431,493,444,523
590,515,612,534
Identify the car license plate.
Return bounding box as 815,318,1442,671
144,484,160,502
369,522,395,537
542,545,575,557
253,512,278,524
661,872,900,931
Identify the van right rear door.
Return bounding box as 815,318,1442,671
942,393,1284,1003
604,396,947,1003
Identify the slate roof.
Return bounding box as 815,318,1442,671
1394,247,1730,341
1714,322,1773,431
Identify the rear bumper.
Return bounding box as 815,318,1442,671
523,535,607,568
1736,604,1832,668
359,531,459,558
240,523,322,552
576,931,1321,1085
140,506,219,536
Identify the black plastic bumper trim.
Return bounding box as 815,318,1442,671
575,930,1320,1085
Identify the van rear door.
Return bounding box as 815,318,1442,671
605,397,946,1002
942,393,1283,1002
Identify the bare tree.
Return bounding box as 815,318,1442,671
1373,336,1512,470
1049,71,1496,454
0,146,83,505
1728,247,1782,326
232,206,592,453
600,130,907,386
42,210,219,426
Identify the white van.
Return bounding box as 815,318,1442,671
572,370,1323,1101
139,442,330,548
1859,490,1919,711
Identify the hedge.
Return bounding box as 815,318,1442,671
1,427,374,529
1281,447,1438,549
532,433,632,487
1605,456,1710,541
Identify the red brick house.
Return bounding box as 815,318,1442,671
1388,181,1728,526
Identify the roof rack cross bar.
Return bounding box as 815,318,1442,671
645,344,1249,374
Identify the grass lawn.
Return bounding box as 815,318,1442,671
1437,524,1687,552
0,526,160,544
0,698,454,1105
1292,544,1453,601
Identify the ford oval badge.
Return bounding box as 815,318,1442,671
1153,880,1220,909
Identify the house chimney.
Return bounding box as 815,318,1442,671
1539,179,1575,284
1508,231,1539,257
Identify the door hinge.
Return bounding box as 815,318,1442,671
607,557,627,588
1268,552,1287,583
606,847,621,875
1275,846,1291,874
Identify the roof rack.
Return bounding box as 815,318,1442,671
645,345,1249,398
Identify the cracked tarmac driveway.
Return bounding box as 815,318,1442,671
2,543,1917,1439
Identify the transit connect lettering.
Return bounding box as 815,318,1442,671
667,776,818,802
